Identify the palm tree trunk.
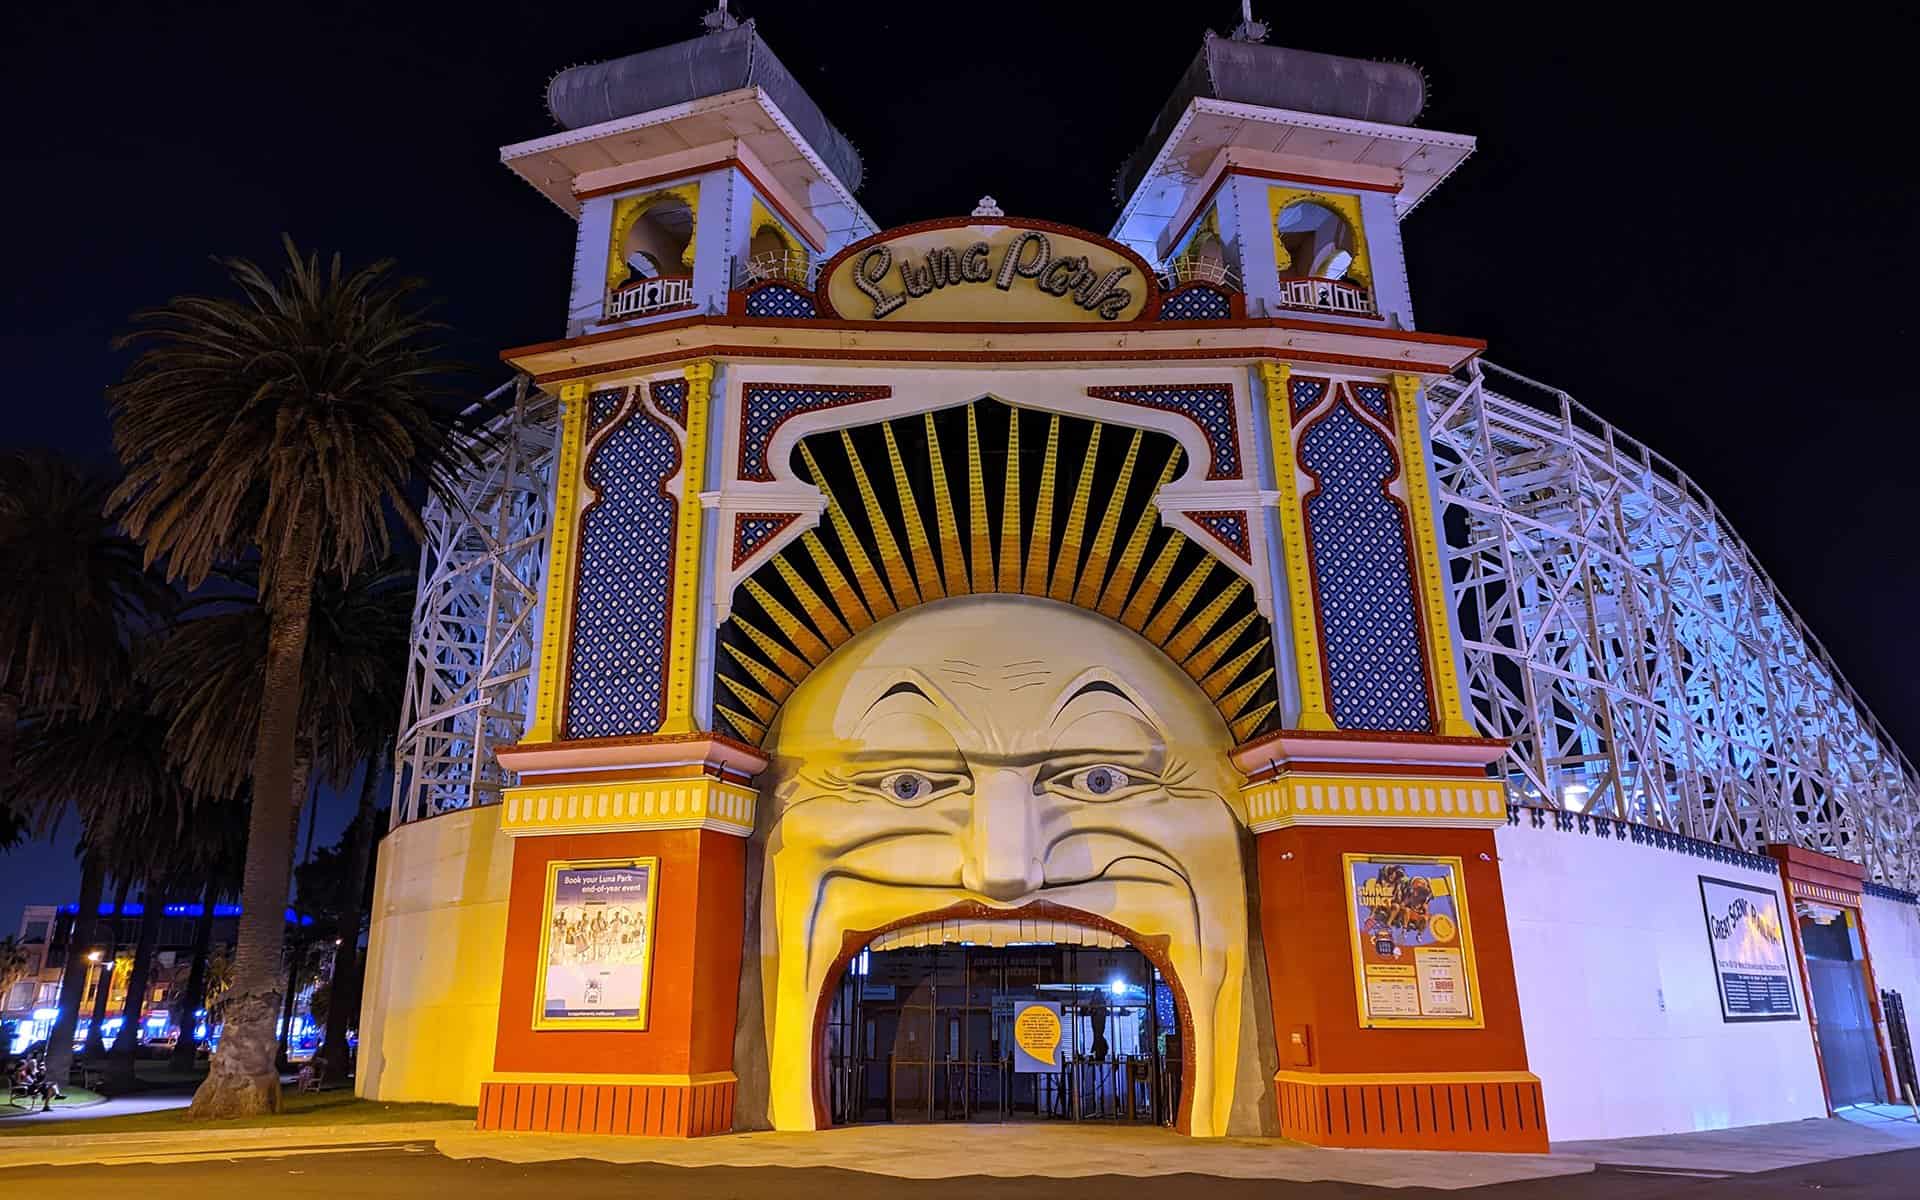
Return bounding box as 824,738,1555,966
320,759,381,1084
170,881,218,1073
0,688,19,797
107,883,165,1088
46,853,105,1086
275,939,302,1071
84,877,129,1060
188,509,320,1120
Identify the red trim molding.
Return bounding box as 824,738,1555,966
476,1077,735,1137
1276,1071,1548,1152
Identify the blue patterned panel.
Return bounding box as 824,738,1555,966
1157,285,1233,321
744,283,817,319
1190,510,1251,563
564,403,681,740
732,512,799,568
1298,404,1433,732
1289,376,1330,421
737,384,891,481
650,378,688,428
1351,383,1392,422
586,388,627,437
1086,385,1241,480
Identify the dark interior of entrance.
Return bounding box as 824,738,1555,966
1799,907,1889,1107
824,941,1181,1125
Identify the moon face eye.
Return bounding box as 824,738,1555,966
882,772,933,803
1073,765,1129,797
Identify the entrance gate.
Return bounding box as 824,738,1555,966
823,941,1180,1126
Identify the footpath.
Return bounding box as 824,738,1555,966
2,1109,1919,1189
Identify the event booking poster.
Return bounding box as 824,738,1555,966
536,858,658,1029
1344,854,1482,1028
1698,876,1799,1022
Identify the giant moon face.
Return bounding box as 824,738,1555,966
754,594,1249,1135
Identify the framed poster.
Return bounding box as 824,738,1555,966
533,857,659,1030
1698,876,1800,1022
1343,854,1484,1029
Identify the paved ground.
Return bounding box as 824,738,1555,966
0,1139,1916,1197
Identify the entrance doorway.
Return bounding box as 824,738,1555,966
1799,905,1888,1107
822,941,1180,1126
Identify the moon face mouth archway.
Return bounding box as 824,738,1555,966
808,902,1200,1133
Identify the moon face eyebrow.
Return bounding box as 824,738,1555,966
1059,679,1147,717
865,680,934,716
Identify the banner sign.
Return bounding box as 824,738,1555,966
1698,876,1800,1022
819,217,1156,324
534,857,659,1030
1011,999,1064,1073
1343,854,1483,1029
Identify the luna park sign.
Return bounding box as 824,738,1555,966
819,217,1156,324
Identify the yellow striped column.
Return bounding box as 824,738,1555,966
1390,374,1477,737
660,361,715,735
1259,361,1335,731
524,379,590,745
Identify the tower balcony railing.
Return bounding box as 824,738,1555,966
734,250,817,290
1159,255,1241,292
604,274,694,321
1276,274,1375,317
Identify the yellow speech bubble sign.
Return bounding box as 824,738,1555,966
1014,1003,1061,1064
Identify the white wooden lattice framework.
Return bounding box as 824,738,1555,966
1428,362,1920,888
390,377,558,827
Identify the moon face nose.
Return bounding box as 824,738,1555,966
962,768,1043,901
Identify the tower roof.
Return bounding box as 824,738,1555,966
545,20,862,192
1115,33,1426,204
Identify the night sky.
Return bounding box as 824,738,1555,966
5,1,1917,920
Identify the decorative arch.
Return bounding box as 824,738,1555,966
712,398,1280,745
606,183,700,290
748,197,807,260
1267,186,1372,289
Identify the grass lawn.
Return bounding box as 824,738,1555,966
1,1086,105,1118
0,1089,475,1136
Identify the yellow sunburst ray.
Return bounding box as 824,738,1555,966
840,429,921,608
1142,556,1215,647
718,672,779,725
1023,413,1060,597
1183,609,1259,684
1050,424,1100,603
1200,638,1270,702
1230,702,1278,744
724,641,794,703
966,404,994,595
732,614,813,684
773,554,851,647
716,703,767,746
1120,532,1188,633
1073,428,1139,611
1098,447,1183,620
1218,668,1277,724
1164,577,1245,664
743,578,830,665
924,412,967,597
997,406,1023,594
801,444,896,621
883,423,944,601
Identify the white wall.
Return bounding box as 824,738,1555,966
1497,819,1826,1142
1864,889,1920,1100
356,804,513,1105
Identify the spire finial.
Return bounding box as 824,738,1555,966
972,195,1005,218
1230,1,1269,42
703,1,739,33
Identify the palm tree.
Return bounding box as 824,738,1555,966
0,935,32,1009
0,451,167,796
109,238,480,1117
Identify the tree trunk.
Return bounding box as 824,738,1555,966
0,688,19,798
84,877,129,1060
170,881,218,1073
188,510,319,1120
107,883,164,1089
321,759,381,1085
275,939,302,1071
46,853,104,1086
274,749,313,1074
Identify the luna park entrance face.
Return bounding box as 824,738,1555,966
823,941,1181,1126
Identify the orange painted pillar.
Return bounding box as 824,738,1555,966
475,734,766,1136
1237,730,1549,1153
